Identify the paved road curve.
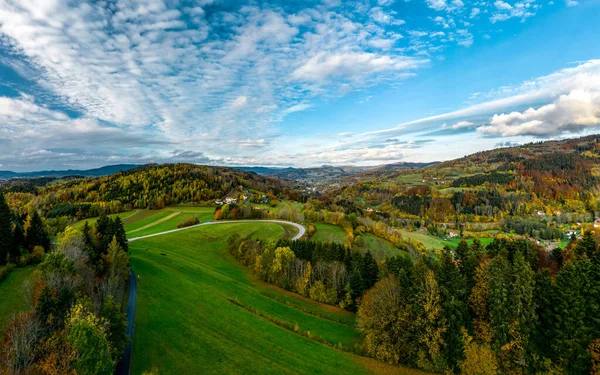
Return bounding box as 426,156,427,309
115,270,137,375
128,219,306,242
116,219,305,375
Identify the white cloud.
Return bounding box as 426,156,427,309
470,8,481,18
426,0,448,11
452,120,475,129
282,103,312,115
478,90,600,136
565,0,579,6
0,0,436,170
490,0,538,22
232,96,248,108
291,52,427,82
345,59,600,140
494,0,513,10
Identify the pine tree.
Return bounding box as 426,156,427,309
553,259,593,373
25,211,51,251
0,192,11,265
455,239,478,292
361,251,379,290
488,252,536,370
437,247,468,371
576,230,597,258
9,212,24,263
111,216,128,252
349,269,365,300
531,269,555,358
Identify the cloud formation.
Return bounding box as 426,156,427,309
0,0,589,169
478,90,600,136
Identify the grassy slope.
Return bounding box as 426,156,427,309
0,266,34,331
72,206,215,237
130,223,425,375
311,223,410,260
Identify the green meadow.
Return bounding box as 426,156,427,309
311,223,411,260
0,266,35,331
129,222,427,375
72,206,215,237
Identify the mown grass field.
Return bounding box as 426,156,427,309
400,229,495,250
311,223,410,260
73,206,215,237
0,266,35,331
129,222,427,375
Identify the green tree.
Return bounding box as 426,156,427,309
361,251,379,290
553,259,593,373
25,211,51,251
66,304,114,375
101,295,128,360
0,192,11,265
576,231,597,258
436,247,468,371
488,252,536,371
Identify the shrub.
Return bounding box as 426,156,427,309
32,246,45,263
176,216,200,229
0,263,15,281
17,254,33,267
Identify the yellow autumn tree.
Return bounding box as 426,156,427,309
460,329,498,375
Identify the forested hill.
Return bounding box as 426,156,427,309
4,164,300,217
0,164,139,180
426,135,600,199
324,134,600,222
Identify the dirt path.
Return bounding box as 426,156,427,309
129,212,180,233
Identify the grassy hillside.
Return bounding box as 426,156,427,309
0,266,35,331
73,206,215,237
311,223,411,260
129,222,426,375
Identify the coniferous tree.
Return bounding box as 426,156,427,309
0,192,11,265
531,269,555,359
437,247,468,371
553,259,593,373
25,211,51,251
576,231,597,258
349,269,365,300
361,251,379,290
111,216,128,252
9,212,24,263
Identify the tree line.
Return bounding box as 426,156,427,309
0,214,130,374
357,235,600,374
227,237,380,311
0,192,51,276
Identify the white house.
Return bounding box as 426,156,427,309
215,200,223,205
594,218,600,228
225,197,237,204
448,232,459,238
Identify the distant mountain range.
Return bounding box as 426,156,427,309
233,162,439,182
0,161,439,182
0,164,140,180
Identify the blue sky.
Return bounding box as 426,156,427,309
0,0,599,171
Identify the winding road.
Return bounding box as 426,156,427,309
128,219,306,242
116,219,305,375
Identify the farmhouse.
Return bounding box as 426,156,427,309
225,197,237,204
215,200,223,205
594,218,600,228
